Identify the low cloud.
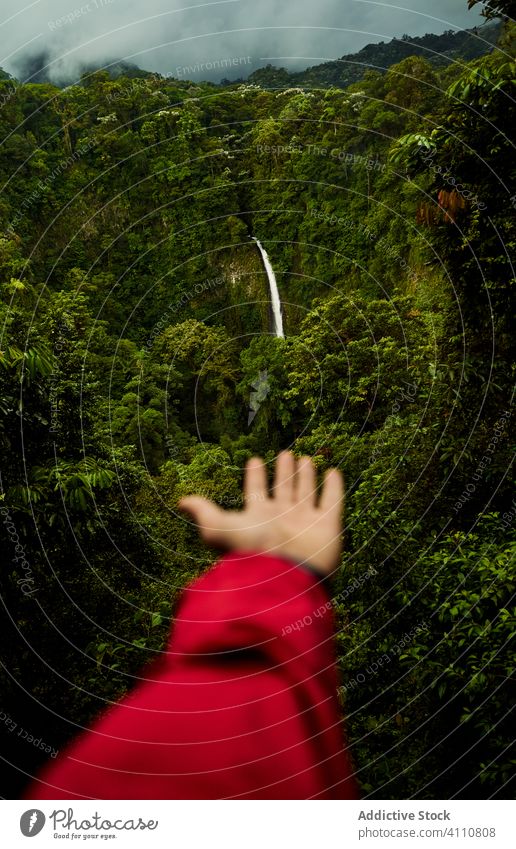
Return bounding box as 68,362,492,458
0,0,485,84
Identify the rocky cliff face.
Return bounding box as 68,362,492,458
208,242,274,337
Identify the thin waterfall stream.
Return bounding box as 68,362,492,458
252,237,284,338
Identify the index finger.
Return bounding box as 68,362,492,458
244,456,268,504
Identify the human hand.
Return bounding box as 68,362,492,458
178,451,344,576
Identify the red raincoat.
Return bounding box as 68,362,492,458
25,551,358,799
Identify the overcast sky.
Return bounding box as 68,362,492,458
0,0,486,83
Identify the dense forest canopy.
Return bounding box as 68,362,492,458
0,1,514,799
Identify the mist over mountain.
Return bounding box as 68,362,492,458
1,0,484,86
245,22,502,89
9,51,153,86
3,21,500,90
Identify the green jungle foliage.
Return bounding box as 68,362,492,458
0,9,514,799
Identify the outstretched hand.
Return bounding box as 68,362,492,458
179,451,344,576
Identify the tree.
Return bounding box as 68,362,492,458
468,0,514,19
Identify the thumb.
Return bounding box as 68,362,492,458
178,496,230,546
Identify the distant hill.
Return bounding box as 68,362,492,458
0,20,502,89
245,21,502,89
4,53,154,86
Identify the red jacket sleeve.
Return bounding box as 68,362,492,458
24,551,358,799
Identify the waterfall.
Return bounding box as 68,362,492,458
252,237,284,338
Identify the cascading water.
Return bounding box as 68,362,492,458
252,237,284,338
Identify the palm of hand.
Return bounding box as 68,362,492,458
179,451,344,576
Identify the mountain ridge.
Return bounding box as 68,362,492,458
0,20,501,89
243,21,502,89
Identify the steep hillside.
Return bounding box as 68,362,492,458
247,22,502,89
